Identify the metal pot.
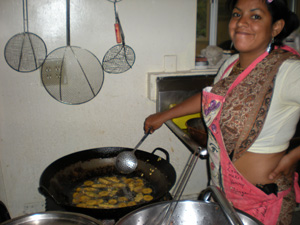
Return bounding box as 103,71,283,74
186,118,207,147
39,147,176,219
116,200,263,225
1,211,103,225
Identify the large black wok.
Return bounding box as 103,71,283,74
39,147,176,219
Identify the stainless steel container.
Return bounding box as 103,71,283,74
116,200,263,225
1,211,103,225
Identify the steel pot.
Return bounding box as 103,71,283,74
1,211,103,225
39,147,176,219
186,118,207,147
116,200,263,225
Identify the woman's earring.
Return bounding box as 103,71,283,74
267,37,275,53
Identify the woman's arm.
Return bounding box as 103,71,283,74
144,92,202,133
268,145,300,180
143,54,238,133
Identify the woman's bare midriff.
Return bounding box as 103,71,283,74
233,151,286,185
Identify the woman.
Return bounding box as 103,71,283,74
144,0,300,224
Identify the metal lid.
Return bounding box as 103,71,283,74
1,211,103,225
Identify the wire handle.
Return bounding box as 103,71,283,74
23,0,29,32
66,0,71,46
132,130,150,153
200,186,244,225
145,148,201,225
113,1,125,45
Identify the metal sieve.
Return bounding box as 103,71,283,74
41,0,104,105
4,0,47,72
102,0,135,74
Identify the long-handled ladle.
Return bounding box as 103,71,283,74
115,129,151,174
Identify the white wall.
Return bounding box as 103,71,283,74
0,0,208,218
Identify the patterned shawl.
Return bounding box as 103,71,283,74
211,49,300,161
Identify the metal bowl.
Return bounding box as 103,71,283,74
1,211,103,225
116,200,263,225
186,118,207,147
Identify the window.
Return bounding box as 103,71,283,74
196,0,231,56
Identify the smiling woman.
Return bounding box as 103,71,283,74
196,0,300,56
145,0,300,224
228,0,284,67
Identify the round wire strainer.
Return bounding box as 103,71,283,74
102,1,135,74
4,0,47,72
102,44,135,74
41,0,103,105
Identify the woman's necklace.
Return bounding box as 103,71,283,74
231,61,245,76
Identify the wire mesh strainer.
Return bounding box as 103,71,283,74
4,0,47,72
102,0,135,74
41,0,104,105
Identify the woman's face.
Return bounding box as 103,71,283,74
229,0,274,55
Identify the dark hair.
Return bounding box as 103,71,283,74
226,0,299,46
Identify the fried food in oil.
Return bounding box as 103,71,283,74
72,176,154,209
108,199,118,205
118,202,127,208
142,188,153,194
127,201,137,206
83,180,94,186
143,195,153,201
134,193,144,202
98,178,111,185
118,196,129,202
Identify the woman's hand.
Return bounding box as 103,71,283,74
268,154,295,180
144,112,167,134
144,93,202,134
268,146,300,180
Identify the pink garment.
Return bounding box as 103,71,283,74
295,172,300,203
202,48,300,224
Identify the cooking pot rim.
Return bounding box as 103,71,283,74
116,200,263,225
1,211,103,225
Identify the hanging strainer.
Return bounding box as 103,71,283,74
41,0,104,105
102,1,135,74
107,0,122,3
4,0,47,72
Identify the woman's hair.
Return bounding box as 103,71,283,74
226,0,299,46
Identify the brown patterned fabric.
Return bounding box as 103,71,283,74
211,49,300,161
275,168,297,224
277,188,295,224
277,174,295,225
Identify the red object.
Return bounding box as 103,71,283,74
115,23,121,43
195,57,207,62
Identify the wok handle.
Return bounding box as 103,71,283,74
38,185,62,205
151,147,170,162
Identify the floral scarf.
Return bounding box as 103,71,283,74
211,49,300,161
